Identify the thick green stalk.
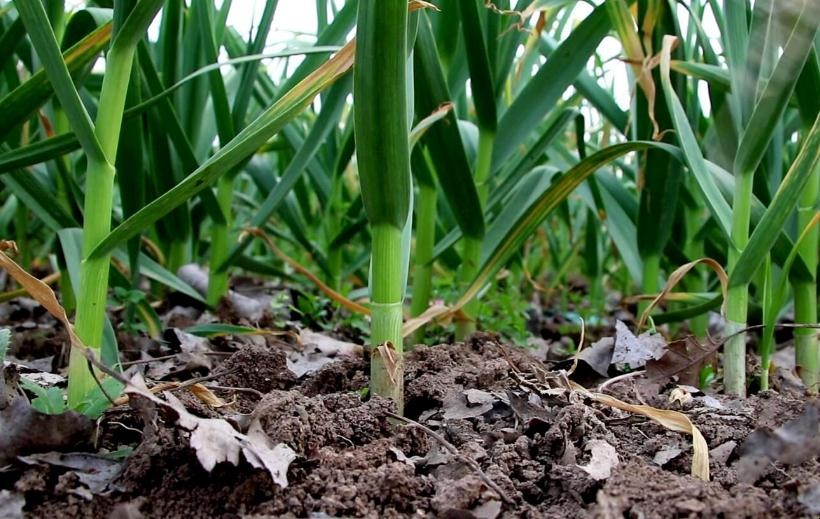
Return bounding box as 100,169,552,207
370,224,404,406
13,202,29,270
724,170,754,397
684,197,708,337
793,167,818,392
794,282,817,392
68,159,116,403
759,257,774,391
354,0,410,412
455,129,493,340
455,236,481,340
167,239,190,275
639,253,660,318
409,184,436,347
207,174,234,306
67,43,140,406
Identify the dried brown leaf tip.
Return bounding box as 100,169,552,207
0,240,18,253
376,341,402,386
409,1,439,13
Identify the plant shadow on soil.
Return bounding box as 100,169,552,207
1,294,818,518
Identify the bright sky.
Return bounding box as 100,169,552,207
69,0,723,120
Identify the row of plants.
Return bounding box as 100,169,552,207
0,0,817,415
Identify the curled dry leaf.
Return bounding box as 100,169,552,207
589,391,710,481
575,337,614,377
113,382,226,408
637,258,728,330
165,391,296,486
123,375,296,487
668,387,693,406
0,241,81,348
187,383,228,407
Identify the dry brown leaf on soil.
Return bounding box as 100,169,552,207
586,390,710,481
507,357,709,481
0,241,81,348
442,388,497,420
287,329,363,377
645,335,718,387
112,381,226,408
18,452,123,498
125,380,297,487
573,337,614,377
186,383,228,407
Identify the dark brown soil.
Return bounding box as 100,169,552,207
3,332,818,518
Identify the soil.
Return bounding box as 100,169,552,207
1,296,818,518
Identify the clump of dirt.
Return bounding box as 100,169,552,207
7,334,820,518
251,391,397,455
593,460,772,518
300,357,369,396
215,341,296,394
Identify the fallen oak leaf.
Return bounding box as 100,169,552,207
128,379,297,487
174,396,295,485
646,335,718,386
1,244,294,484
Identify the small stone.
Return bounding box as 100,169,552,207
710,440,737,466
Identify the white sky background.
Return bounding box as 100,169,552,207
72,0,723,123
214,0,722,117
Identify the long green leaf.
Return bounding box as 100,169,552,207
492,3,611,169
729,113,820,287
414,14,484,240
88,42,355,260
734,0,820,176
8,3,107,158
659,35,733,238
